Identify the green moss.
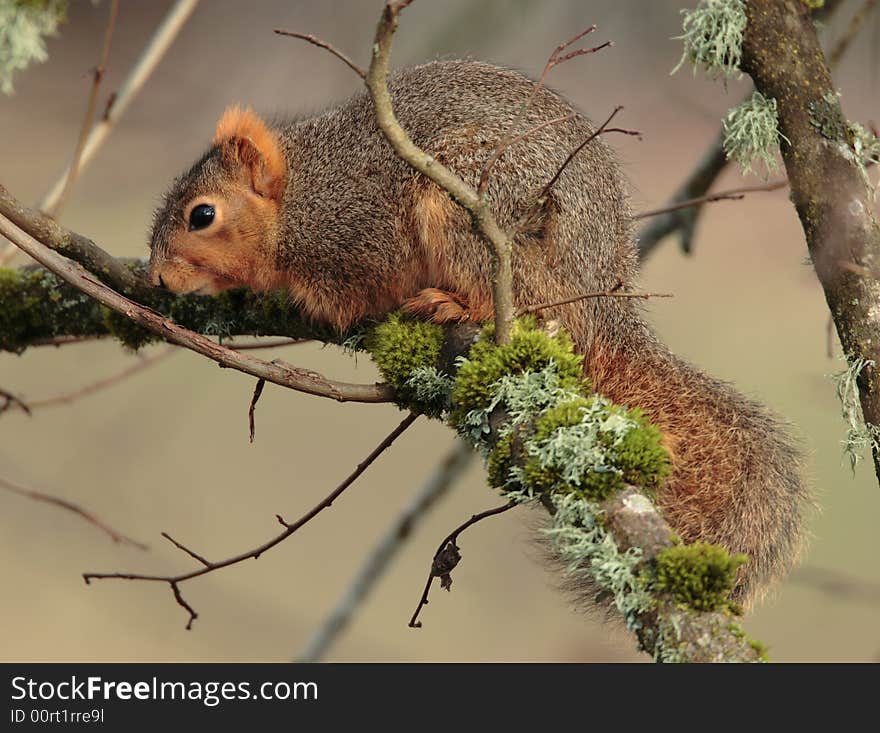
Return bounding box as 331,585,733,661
0,267,106,352
650,542,747,612
614,409,672,495
487,432,516,489
747,637,770,662
363,311,446,411
101,307,158,351
450,317,583,425
0,268,37,351
523,397,670,502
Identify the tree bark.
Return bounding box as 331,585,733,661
742,0,880,484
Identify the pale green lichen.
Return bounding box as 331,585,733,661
523,396,670,502
340,329,368,356
404,366,454,418
542,492,654,631
653,617,687,663
848,121,880,197
460,360,583,443
673,0,747,81
451,320,670,503
831,355,880,472
850,122,880,165
723,91,788,176
449,317,583,428
0,0,67,94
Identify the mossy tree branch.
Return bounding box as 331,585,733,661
740,0,880,486
0,213,393,403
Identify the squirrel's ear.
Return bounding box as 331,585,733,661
214,105,286,202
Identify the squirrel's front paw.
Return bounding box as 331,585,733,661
402,288,474,324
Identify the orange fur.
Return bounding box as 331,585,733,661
214,106,286,200
586,337,774,597
150,188,285,295
407,184,495,324
402,288,470,322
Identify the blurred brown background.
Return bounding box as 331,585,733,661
1,0,878,662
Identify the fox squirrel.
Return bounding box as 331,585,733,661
148,59,807,606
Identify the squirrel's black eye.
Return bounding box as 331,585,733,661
188,204,215,231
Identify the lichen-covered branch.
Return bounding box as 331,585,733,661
366,316,763,661
638,0,850,260
740,0,880,485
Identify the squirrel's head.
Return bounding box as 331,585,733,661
148,106,288,294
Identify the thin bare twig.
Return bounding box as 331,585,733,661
3,347,175,414
633,179,788,220
161,532,210,567
515,283,673,317
408,499,517,628
534,106,637,204
477,24,610,195
273,29,366,79
49,0,120,219
83,412,418,628
512,107,640,236
0,476,147,549
0,388,31,416
1,0,201,266
478,113,576,194
0,211,395,404
296,440,474,662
